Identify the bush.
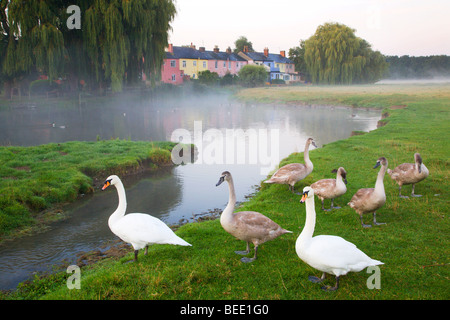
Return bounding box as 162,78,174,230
198,70,219,85
238,65,268,87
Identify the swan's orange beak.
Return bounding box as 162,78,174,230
300,192,307,203
102,180,110,190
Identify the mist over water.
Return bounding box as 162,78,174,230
0,92,381,290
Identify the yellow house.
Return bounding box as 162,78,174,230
175,45,208,80
179,58,208,80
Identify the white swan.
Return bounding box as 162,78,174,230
102,175,191,262
296,186,384,291
388,153,429,198
264,138,317,193
216,171,292,263
310,167,347,211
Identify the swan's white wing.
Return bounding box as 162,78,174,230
302,235,381,276
111,213,191,249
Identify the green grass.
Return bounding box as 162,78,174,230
0,139,177,240
2,83,449,300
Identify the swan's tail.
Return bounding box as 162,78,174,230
370,259,384,266
171,235,192,246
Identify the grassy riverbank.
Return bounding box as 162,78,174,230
3,83,449,300
0,140,177,240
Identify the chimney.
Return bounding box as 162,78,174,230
190,42,196,49
264,47,269,57
168,43,173,54
280,50,285,57
213,45,220,53
199,47,205,52
226,46,232,54
243,46,248,53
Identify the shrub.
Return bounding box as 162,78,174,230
238,65,268,87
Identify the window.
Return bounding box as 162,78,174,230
228,61,231,68
182,60,186,68
170,60,176,67
172,74,176,81
223,61,226,68
215,61,218,68
193,61,197,67
203,61,207,68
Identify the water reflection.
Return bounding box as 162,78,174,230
0,94,381,290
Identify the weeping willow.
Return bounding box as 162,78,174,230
304,22,387,85
2,0,176,92
84,0,175,91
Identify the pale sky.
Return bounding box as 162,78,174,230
169,0,450,56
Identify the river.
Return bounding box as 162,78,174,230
0,92,381,290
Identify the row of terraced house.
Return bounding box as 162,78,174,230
160,44,302,85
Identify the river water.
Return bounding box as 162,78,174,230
0,92,381,290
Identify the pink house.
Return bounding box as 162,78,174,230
204,46,247,77
161,44,184,85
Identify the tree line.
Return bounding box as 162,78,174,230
384,55,450,79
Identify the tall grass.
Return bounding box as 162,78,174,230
3,83,449,300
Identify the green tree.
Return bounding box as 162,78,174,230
288,40,310,81
238,64,267,87
304,22,387,84
198,70,219,85
234,36,254,53
1,0,176,94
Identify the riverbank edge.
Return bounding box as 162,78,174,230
0,140,188,244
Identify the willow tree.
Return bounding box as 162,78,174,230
304,22,387,84
1,0,176,94
83,0,176,91
1,0,67,97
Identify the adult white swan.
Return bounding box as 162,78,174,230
216,171,292,263
102,175,191,262
296,186,383,291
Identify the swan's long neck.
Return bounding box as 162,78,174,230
298,195,316,245
109,181,127,227
304,142,312,168
221,177,236,224
374,164,387,195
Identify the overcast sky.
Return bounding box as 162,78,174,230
169,0,450,56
